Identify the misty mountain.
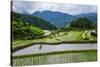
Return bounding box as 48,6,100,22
32,11,97,28
32,10,75,28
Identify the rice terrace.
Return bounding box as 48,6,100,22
11,1,97,66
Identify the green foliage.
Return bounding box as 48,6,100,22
70,17,95,30
91,31,97,37
13,50,97,66
12,20,45,40
12,12,56,40
58,27,70,32
12,12,57,30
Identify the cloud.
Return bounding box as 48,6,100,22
12,1,97,15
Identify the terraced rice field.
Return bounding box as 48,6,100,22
12,31,97,52
12,30,97,66
12,50,97,66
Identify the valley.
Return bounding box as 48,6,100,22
12,11,97,66
11,2,98,66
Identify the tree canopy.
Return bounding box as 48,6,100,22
12,19,45,40
70,17,95,30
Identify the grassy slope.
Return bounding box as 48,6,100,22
12,50,97,66
12,31,97,51
12,31,80,49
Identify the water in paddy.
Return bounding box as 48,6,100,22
13,43,97,56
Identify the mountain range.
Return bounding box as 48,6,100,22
32,10,75,28
12,10,97,29
32,10,97,28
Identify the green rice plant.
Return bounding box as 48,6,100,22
12,50,97,66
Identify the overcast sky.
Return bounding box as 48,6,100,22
12,1,97,15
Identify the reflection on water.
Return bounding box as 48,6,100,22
13,43,97,56
39,45,42,50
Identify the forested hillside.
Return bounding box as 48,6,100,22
12,12,56,40
70,18,96,30
12,12,57,30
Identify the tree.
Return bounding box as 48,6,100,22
70,17,95,30
12,20,45,40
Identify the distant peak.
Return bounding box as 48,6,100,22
32,10,73,16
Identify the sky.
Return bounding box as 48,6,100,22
12,1,97,15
